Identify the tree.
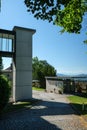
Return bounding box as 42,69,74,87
0,56,3,75
32,57,56,88
0,75,11,114
24,0,87,34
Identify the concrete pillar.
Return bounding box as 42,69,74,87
12,26,36,102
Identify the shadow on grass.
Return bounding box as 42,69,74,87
68,92,87,115
70,103,87,115
75,92,87,98
2,99,39,114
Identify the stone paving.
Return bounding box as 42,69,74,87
0,90,87,130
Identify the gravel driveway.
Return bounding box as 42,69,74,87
0,90,87,130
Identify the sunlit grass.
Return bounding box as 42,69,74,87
68,95,87,116
32,86,45,91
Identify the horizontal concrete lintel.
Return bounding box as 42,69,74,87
0,51,14,57
13,26,36,34
0,29,15,39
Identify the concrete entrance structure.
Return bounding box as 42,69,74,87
0,26,36,102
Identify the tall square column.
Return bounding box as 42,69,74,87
13,26,36,102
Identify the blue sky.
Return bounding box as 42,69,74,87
0,0,87,75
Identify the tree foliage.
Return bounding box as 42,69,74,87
0,75,11,113
0,56,3,75
55,0,85,33
24,0,87,33
32,57,56,88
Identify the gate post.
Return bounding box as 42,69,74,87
13,26,36,102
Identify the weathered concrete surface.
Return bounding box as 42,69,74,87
0,90,87,130
13,26,36,102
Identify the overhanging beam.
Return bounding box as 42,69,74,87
0,51,14,57
0,29,15,39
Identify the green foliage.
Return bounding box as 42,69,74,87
24,0,87,33
0,56,3,75
55,0,85,33
32,87,45,91
32,57,56,88
84,40,87,43
0,75,11,113
24,0,58,22
83,32,87,44
84,33,87,44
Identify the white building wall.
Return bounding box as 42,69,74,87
46,79,63,93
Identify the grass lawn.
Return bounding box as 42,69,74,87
32,86,45,91
68,95,87,117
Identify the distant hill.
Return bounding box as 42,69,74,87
57,73,72,77
73,74,87,81
57,73,87,77
75,74,87,77
57,73,67,77
57,73,87,81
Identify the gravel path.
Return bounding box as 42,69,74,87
0,90,87,130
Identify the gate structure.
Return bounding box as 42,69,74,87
0,26,36,102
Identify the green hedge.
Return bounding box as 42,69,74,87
0,75,11,113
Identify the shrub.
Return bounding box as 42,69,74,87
0,75,11,113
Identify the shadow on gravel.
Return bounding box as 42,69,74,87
1,91,87,129
0,100,69,130
1,92,84,130
31,99,77,116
